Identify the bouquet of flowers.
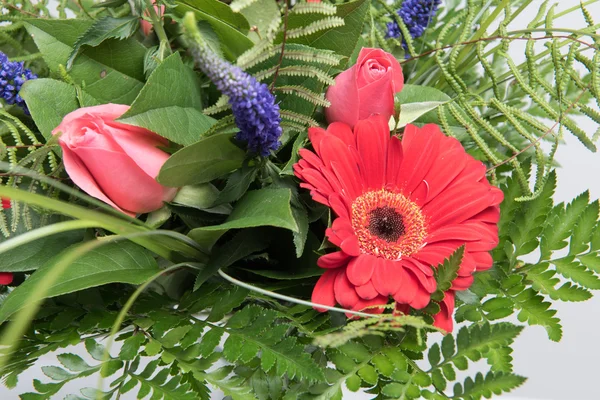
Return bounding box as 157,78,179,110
0,0,599,398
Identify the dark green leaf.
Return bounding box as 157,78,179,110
213,165,258,206
67,16,139,69
118,53,216,146
158,133,246,187
194,228,271,290
25,19,146,104
0,230,84,272
0,241,159,322
194,188,299,232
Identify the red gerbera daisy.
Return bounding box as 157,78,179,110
1,197,10,209
294,115,503,332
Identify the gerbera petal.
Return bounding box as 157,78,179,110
356,281,379,300
471,251,494,270
317,251,350,269
346,253,375,286
385,135,403,185
329,193,350,219
398,124,442,195
409,284,431,309
307,126,327,155
393,267,417,304
355,115,389,189
471,206,501,223
422,147,467,204
312,269,339,312
425,184,498,229
403,260,437,293
433,291,455,333
340,235,361,256
327,122,355,146
334,271,360,309
451,158,487,186
452,276,474,291
353,295,388,314
301,169,334,198
298,148,324,169
372,258,403,296
325,228,344,247
321,135,362,199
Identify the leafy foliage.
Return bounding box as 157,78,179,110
0,0,599,399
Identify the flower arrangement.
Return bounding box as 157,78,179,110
0,0,598,399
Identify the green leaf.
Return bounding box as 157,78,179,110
0,241,159,322
428,343,441,367
553,258,600,289
395,85,452,125
357,364,378,386
158,133,246,187
395,101,448,128
20,79,99,139
514,288,562,341
238,0,280,42
0,230,84,272
119,334,146,361
67,16,139,69
526,264,592,302
484,347,514,374
174,0,253,61
194,188,299,232
57,354,90,372
213,165,259,206
454,372,526,399
541,190,589,260
345,374,361,392
118,53,216,146
382,382,403,397
569,200,599,255
172,183,224,210
194,228,271,290
435,246,464,293
442,323,523,369
24,19,146,104
92,0,128,8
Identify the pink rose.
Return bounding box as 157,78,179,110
52,104,177,215
325,48,404,127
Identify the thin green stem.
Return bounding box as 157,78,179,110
510,27,600,39
144,0,172,60
218,270,379,319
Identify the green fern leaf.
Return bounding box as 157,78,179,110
453,372,526,399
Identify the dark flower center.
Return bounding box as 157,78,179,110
368,206,406,242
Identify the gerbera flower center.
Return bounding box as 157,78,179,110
368,206,405,242
352,189,427,260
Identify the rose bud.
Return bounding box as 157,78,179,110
52,104,177,215
325,48,404,127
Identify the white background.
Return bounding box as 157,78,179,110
3,0,600,399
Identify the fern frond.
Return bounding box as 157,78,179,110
229,0,259,13
287,17,345,39
274,85,331,107
291,3,337,16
